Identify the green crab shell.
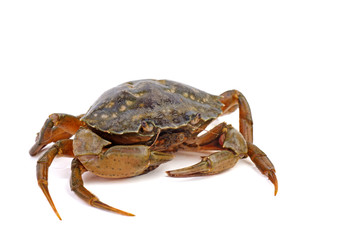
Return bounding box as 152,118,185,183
81,79,223,135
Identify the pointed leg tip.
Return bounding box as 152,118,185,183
56,212,62,221
115,210,136,217
273,179,278,196
92,200,135,217
267,170,278,196
38,181,62,220
51,202,62,220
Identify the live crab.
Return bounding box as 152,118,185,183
30,79,277,220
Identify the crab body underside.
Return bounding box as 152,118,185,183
30,79,277,220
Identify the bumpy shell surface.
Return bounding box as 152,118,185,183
81,79,223,134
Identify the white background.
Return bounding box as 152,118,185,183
1,0,359,239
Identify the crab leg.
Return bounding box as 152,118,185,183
220,90,278,195
167,124,247,177
70,149,173,216
171,122,278,195
69,127,175,216
247,142,278,195
36,139,74,220
30,113,84,156
70,159,135,217
220,90,253,143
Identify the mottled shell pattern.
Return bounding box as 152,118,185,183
81,79,223,134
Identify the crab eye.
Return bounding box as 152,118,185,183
190,113,201,125
141,120,154,132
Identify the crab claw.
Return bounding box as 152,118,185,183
167,151,240,177
166,161,209,177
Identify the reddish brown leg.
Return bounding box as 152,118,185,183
36,139,74,220
220,90,253,143
70,158,135,217
247,142,278,195
181,122,227,152
220,90,278,195
29,113,84,156
168,124,247,177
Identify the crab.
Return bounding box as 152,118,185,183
30,79,277,220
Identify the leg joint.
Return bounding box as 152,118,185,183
221,125,248,156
